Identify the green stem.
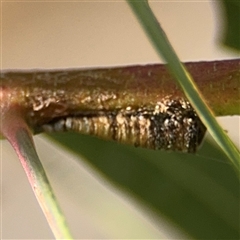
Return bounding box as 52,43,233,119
127,1,240,172
1,109,74,239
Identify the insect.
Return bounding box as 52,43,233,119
41,98,206,153
1,59,239,153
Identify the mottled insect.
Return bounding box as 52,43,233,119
2,60,239,153
41,98,205,153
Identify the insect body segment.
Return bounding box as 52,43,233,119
42,98,206,153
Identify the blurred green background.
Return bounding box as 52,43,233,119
1,1,239,239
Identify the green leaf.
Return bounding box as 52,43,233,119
221,0,240,50
48,133,240,239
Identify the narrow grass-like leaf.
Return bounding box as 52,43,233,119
127,1,240,172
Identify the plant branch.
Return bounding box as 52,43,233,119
1,107,73,239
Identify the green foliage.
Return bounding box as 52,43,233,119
49,133,239,239
221,0,240,50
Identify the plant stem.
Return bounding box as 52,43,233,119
127,1,240,172
1,108,73,239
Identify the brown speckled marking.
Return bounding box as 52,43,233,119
41,98,206,153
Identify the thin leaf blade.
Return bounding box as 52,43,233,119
127,0,240,172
